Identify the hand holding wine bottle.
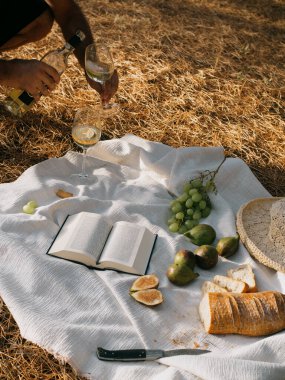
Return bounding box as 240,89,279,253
4,59,60,100
4,31,85,116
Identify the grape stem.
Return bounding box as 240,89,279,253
191,156,226,194
211,156,226,178
167,156,226,198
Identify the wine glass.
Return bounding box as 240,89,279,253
71,107,102,178
85,43,118,117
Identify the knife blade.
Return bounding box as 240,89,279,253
96,347,211,361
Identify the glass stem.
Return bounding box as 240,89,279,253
101,81,111,109
81,148,87,177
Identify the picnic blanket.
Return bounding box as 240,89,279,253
0,134,285,380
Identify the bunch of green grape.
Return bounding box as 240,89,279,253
167,178,214,234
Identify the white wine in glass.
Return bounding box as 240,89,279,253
72,107,102,178
85,43,118,115
85,61,114,84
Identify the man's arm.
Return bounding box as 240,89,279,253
46,0,93,68
47,0,118,102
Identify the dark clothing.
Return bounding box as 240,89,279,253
0,0,49,46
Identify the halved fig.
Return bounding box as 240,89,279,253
130,274,159,292
131,289,163,306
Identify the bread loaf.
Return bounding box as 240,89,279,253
199,291,285,336
227,264,257,292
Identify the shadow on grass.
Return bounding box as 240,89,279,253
0,105,112,182
251,164,285,197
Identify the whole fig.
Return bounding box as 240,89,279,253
174,249,196,270
166,263,199,286
194,245,218,269
184,224,216,246
216,235,240,258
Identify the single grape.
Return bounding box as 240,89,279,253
186,208,194,217
183,183,192,192
189,188,198,196
193,210,202,220
171,203,183,213
185,219,195,229
199,200,207,209
178,225,188,234
170,199,179,207
175,212,185,220
167,217,177,225
177,193,189,203
192,192,203,203
202,207,211,218
23,204,35,214
190,179,203,188
169,223,180,233
27,200,38,209
185,198,193,208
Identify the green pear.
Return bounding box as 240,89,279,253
166,263,199,286
184,224,216,246
216,235,240,258
194,245,218,269
174,249,196,270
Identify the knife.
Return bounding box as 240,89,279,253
96,347,211,361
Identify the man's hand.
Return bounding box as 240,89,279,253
86,69,119,105
0,59,60,100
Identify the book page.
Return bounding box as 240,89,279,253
48,212,112,265
98,222,156,274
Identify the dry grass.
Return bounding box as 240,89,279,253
0,0,284,378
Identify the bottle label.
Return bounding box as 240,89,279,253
68,30,86,48
18,91,34,105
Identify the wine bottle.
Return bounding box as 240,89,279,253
3,30,85,116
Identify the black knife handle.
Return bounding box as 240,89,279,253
97,347,146,361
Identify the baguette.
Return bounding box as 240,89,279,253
213,275,249,293
199,291,285,336
227,264,257,292
202,281,227,294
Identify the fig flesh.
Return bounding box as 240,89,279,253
131,289,163,306
130,274,159,292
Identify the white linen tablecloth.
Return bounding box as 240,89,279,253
0,134,284,380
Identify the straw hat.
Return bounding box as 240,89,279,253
236,197,285,273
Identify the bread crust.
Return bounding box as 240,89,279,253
201,291,285,336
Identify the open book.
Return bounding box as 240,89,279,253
47,212,157,275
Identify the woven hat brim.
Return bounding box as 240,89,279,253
236,197,285,273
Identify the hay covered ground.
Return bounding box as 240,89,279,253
0,0,284,378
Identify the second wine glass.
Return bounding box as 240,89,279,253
85,43,118,116
72,107,102,179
